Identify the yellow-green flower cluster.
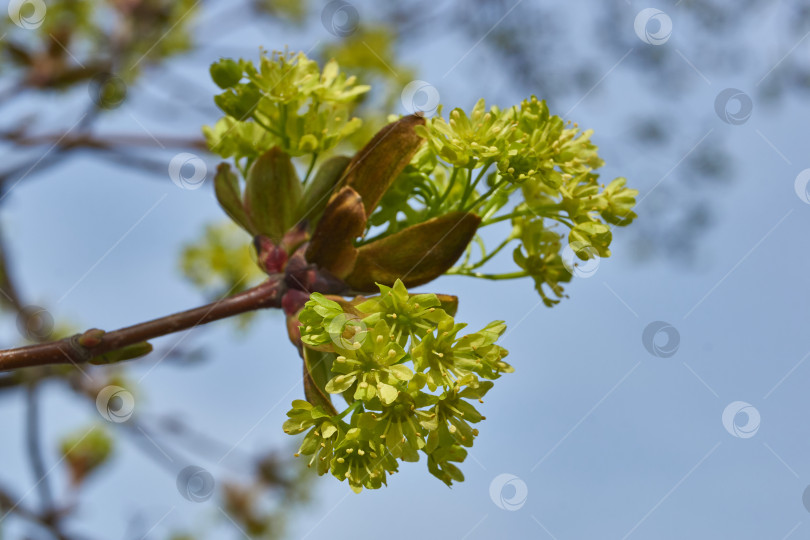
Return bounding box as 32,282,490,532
284,280,512,492
510,216,572,307
204,51,370,162
197,50,637,310
417,100,517,168
379,95,639,307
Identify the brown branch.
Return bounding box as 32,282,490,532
0,130,207,151
0,229,24,312
26,382,54,513
0,278,285,372
0,483,76,540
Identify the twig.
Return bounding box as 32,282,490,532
0,484,62,534
0,130,206,151
25,381,55,513
0,229,24,312
0,279,285,372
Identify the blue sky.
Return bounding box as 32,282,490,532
2,1,810,539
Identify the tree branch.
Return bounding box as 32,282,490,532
0,130,207,151
0,229,24,312
26,382,54,513
0,278,285,372
0,483,75,540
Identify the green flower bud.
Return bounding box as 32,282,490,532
209,58,243,89
324,321,408,406
512,217,572,307
89,341,153,365
204,51,369,159
426,444,467,487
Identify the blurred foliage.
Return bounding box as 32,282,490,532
168,451,314,540
254,0,310,23
321,25,416,147
0,0,199,91
60,425,114,485
181,221,265,329
181,221,264,297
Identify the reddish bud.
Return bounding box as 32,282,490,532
254,235,288,274
282,289,311,316
77,328,106,348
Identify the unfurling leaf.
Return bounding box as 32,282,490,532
337,114,426,215
214,163,253,234
244,148,302,242
298,155,351,227
305,186,366,278
345,212,481,291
